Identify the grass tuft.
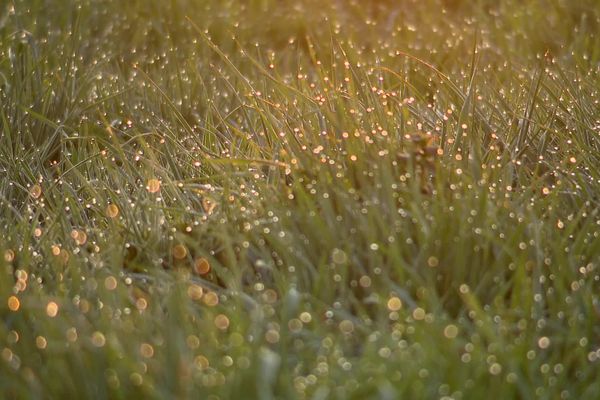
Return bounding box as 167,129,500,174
1,0,600,398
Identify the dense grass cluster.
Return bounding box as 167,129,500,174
1,0,600,398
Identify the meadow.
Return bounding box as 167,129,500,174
1,0,600,398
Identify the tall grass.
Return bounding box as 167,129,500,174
1,0,600,398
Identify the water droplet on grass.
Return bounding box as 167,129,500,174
147,178,161,193
46,301,58,317
202,197,217,214
173,244,187,260
193,258,210,275
91,331,106,347
187,284,203,300
106,204,119,218
387,297,402,311
214,314,230,330
203,291,219,306
36,336,47,349
104,276,118,290
140,343,154,358
7,296,20,311
30,184,42,199
331,248,348,264
444,324,458,339
427,256,439,267
339,320,354,334
3,249,14,262
538,336,551,349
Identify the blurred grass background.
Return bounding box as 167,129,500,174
1,0,600,398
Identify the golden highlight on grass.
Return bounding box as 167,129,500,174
1,0,599,398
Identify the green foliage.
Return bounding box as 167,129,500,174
1,0,600,398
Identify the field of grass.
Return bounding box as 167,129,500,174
1,0,600,398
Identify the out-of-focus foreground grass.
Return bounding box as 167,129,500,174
1,0,600,398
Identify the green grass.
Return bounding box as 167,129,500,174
1,0,600,398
